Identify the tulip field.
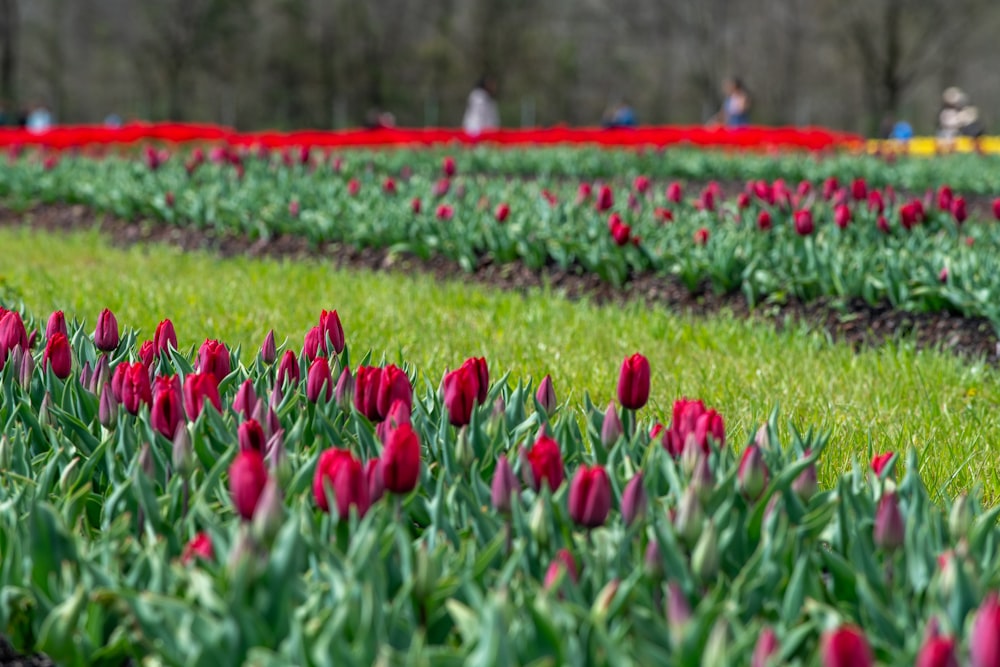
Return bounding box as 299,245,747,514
3,139,1000,666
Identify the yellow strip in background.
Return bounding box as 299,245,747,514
866,137,1000,156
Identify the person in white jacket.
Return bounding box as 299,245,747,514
462,76,499,136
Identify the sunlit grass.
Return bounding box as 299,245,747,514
3,225,998,498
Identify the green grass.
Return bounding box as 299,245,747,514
3,225,998,497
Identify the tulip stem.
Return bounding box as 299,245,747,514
504,519,513,557
182,478,189,520
395,495,403,524
623,408,635,441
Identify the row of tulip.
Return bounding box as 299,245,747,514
5,149,1000,329
1,303,999,665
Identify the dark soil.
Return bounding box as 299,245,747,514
3,202,998,363
0,637,54,667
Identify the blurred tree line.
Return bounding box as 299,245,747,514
2,0,998,134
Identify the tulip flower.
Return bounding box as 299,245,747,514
666,182,682,203
495,202,510,222
153,319,177,356
752,628,780,667
993,197,1000,221
525,434,564,492
382,177,396,195
867,190,885,214
543,549,579,590
699,187,715,212
150,379,184,439
288,199,299,217
181,532,214,565
365,457,385,505
666,582,691,644
916,626,959,667
183,372,222,419
172,422,192,475
411,197,422,214
120,363,152,414
874,490,905,552
382,422,421,494
232,379,258,420
596,185,613,211
435,204,454,220
442,156,456,178
871,451,894,476
600,402,623,447
643,540,663,579
820,625,873,667
303,326,324,361
736,192,751,209
229,449,269,521
377,365,412,420
951,197,968,224
876,215,890,234
693,227,710,245
319,309,345,355
462,357,489,404
971,592,1000,667
257,330,276,365
691,522,719,580
442,364,479,427
850,178,868,201
306,357,333,403
238,419,266,454
674,483,705,547
276,350,300,389
312,448,369,518
491,455,519,513
45,311,67,341
757,210,773,231
94,308,119,352
197,339,231,382
0,310,28,359
347,179,361,196
334,368,354,411
822,176,839,200
42,332,72,379
536,374,557,413
792,449,819,502
98,383,118,429
568,464,611,528
621,473,647,526
354,365,383,421
610,220,631,246
738,443,769,501
793,209,814,236
937,185,954,211
138,340,155,369
833,204,851,229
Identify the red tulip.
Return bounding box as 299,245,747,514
937,185,954,211
992,198,1000,221
381,422,421,494
917,632,958,667
45,311,67,341
610,221,631,246
376,365,412,421
876,215,890,234
312,448,369,518
366,457,385,505
491,455,519,513
442,364,479,427
867,190,885,214
577,182,593,203
793,209,814,236
951,197,968,224
150,377,184,438
568,464,612,528
536,374,557,413
752,628,780,667
633,175,651,194
874,490,905,551
693,227,710,245
822,177,840,200
736,192,751,210
138,340,155,369
306,357,333,403
303,326,324,361
661,399,725,457
871,452,894,476
238,419,266,453
543,548,579,589
833,204,851,229
900,201,924,230
617,353,650,410
347,179,361,196
435,204,453,221
197,339,231,382
850,178,868,201
181,532,214,564
757,210,773,231
229,449,269,521
596,185,614,211
276,349,300,388
288,199,299,217
153,319,177,356
442,156,456,178
411,197,422,214
319,309,345,355
0,310,28,361
354,365,383,421
699,187,716,212
232,379,258,419
525,434,564,492
120,363,152,414
495,203,510,222
183,372,222,419
972,592,1000,667
94,308,120,352
666,182,682,204
820,625,873,667
382,177,396,195
42,332,72,379
737,443,769,501
461,357,489,404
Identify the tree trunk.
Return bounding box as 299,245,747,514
0,0,17,106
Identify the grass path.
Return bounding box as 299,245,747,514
2,225,998,497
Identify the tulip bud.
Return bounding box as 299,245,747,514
617,353,651,410
79,361,93,392
365,457,385,505
138,442,154,480
36,585,87,661
58,457,80,495
413,543,438,602
232,379,258,420
792,450,819,503
454,426,474,468
312,448,369,518
98,383,118,429
181,532,214,564
42,332,72,379
948,493,973,541
621,473,646,526
873,491,905,552
536,374,557,413
335,368,354,412
820,625,873,667
643,540,663,580
0,435,11,470
276,350,300,389
525,434,564,492
543,549,579,591
260,329,276,364
91,354,110,395
752,628,780,667
737,444,769,502
183,372,221,419
600,402,623,448
238,419,266,454
971,592,1000,667
568,464,611,528
172,423,192,476
318,309,346,355
491,455,518,514
229,449,269,521
153,319,177,356
916,621,958,667
94,308,120,352
592,579,620,621
382,422,421,494
703,617,731,666
306,357,333,403
251,477,283,543
665,582,691,647
45,311,67,341
674,484,704,548
529,497,549,546
691,520,719,582
18,348,34,391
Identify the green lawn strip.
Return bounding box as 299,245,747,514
2,225,997,497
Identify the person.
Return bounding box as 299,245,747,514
104,113,123,128
364,108,396,130
462,75,499,136
936,87,985,154
26,103,53,133
712,77,751,128
602,100,638,129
